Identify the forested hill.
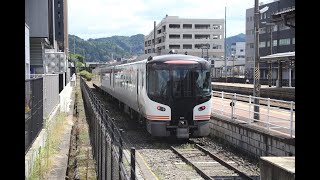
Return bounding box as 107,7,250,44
68,34,145,62
68,33,245,62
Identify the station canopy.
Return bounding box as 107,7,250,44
260,51,295,63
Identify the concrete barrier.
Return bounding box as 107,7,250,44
209,115,295,158
260,157,295,180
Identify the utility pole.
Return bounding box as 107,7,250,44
73,36,75,54
253,0,260,121
154,21,156,53
232,54,235,82
224,5,227,82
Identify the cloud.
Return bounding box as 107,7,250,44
69,0,263,39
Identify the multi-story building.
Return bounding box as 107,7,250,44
25,0,69,75
231,42,245,61
212,42,246,78
54,0,69,54
245,0,295,85
144,15,224,59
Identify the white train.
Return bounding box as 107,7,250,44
92,54,212,139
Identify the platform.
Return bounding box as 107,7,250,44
211,82,295,101
260,157,295,180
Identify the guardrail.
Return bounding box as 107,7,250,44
80,77,137,180
211,91,295,138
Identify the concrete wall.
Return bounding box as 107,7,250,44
25,104,60,178
60,81,73,112
209,115,295,159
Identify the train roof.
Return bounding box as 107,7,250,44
150,54,208,63
95,54,209,69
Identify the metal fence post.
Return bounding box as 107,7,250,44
221,91,224,115
290,101,294,137
249,95,252,124
119,129,123,179
267,98,270,130
131,147,136,180
232,93,236,120
99,116,102,180
105,111,109,180
111,121,115,179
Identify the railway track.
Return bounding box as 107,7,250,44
89,82,261,179
171,142,259,180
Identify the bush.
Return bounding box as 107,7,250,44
79,70,93,81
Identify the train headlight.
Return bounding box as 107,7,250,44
198,106,206,111
157,106,166,111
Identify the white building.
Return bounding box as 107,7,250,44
144,15,224,59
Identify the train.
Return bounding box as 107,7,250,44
92,53,212,139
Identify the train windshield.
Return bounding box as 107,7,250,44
147,61,211,102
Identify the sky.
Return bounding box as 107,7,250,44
68,0,273,40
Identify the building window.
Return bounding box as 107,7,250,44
250,16,252,21
240,49,244,52
212,44,221,49
279,38,290,46
183,44,192,49
273,40,277,46
195,34,210,39
273,25,278,31
292,37,295,44
249,43,254,48
58,1,60,7
195,44,209,49
183,34,192,39
169,34,180,39
183,24,192,29
267,41,270,47
212,24,221,29
145,50,147,54
169,45,180,49
259,41,266,48
169,24,180,28
212,34,221,39
195,24,210,29
259,27,266,34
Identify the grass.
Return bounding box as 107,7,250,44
27,112,68,180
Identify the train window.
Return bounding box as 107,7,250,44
195,71,211,96
148,69,169,97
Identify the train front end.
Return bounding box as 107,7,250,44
146,55,212,139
